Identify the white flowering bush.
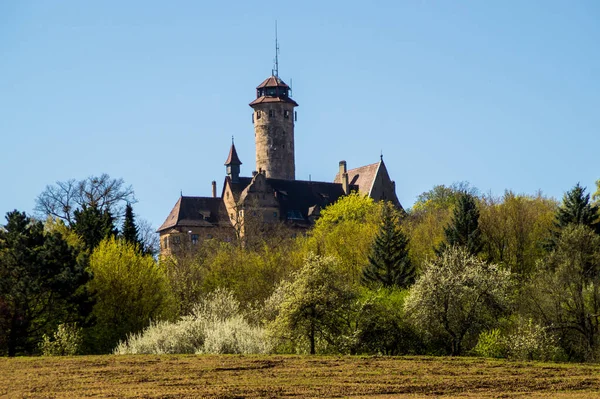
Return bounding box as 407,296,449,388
114,289,271,355
506,318,562,361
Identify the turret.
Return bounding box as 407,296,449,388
224,140,242,183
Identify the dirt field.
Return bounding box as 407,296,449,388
1,355,599,398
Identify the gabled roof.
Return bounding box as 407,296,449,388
256,75,290,89
333,161,380,196
224,142,242,166
157,196,228,232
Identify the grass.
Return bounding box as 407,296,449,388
1,355,600,398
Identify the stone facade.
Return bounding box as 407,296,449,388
252,102,296,180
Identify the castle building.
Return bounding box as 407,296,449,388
157,71,401,255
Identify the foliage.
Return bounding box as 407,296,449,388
353,288,421,355
0,211,92,356
479,191,556,275
114,289,270,355
405,246,513,355
39,323,83,356
527,225,600,361
268,254,359,354
86,237,174,353
404,183,474,272
555,184,599,232
439,192,483,256
303,193,382,284
362,202,415,288
35,174,135,226
593,179,600,204
505,318,563,361
121,203,142,250
73,205,118,252
474,329,507,358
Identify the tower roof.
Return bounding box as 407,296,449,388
224,142,242,166
250,75,298,107
256,75,290,89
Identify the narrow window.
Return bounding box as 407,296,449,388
284,110,289,119
191,234,199,245
269,109,274,117
256,111,261,120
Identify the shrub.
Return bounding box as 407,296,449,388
474,329,507,359
40,323,83,356
115,289,270,355
506,318,563,361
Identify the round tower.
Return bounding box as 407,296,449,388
249,75,298,180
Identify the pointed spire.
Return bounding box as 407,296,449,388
224,137,242,166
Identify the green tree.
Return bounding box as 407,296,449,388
555,183,599,233
0,211,91,356
439,192,483,256
362,203,415,288
121,203,142,250
86,237,174,353
301,193,382,284
593,179,600,204
405,246,512,355
269,254,358,354
479,191,556,275
527,225,600,361
73,205,117,252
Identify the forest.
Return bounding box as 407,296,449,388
1,174,600,362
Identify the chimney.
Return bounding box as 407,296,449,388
339,160,349,195
211,181,217,198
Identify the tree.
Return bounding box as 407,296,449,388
593,179,600,204
301,193,383,284
121,203,142,250
269,254,358,354
86,237,174,353
72,205,117,252
479,191,556,275
35,174,135,226
362,202,415,288
439,192,483,256
0,211,91,356
404,246,513,355
555,183,599,233
527,225,600,361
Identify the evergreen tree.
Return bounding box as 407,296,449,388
0,211,92,356
363,203,415,288
438,192,483,256
121,203,142,250
555,183,599,233
73,205,117,252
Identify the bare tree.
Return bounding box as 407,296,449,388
137,218,160,256
35,174,136,226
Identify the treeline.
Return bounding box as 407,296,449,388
1,176,600,361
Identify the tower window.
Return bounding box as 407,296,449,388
284,110,289,119
269,109,274,117
256,111,261,120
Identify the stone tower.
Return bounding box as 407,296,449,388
249,75,298,180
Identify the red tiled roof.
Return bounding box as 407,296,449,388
224,143,242,165
334,161,380,196
249,96,298,106
256,75,290,89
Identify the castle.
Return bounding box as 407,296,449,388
157,71,401,255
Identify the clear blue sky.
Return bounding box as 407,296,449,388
1,1,598,230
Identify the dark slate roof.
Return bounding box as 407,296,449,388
157,196,227,232
334,161,380,195
224,143,242,166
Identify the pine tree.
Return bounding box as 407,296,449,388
555,183,599,232
73,205,117,252
362,203,415,288
121,203,142,250
438,192,482,256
